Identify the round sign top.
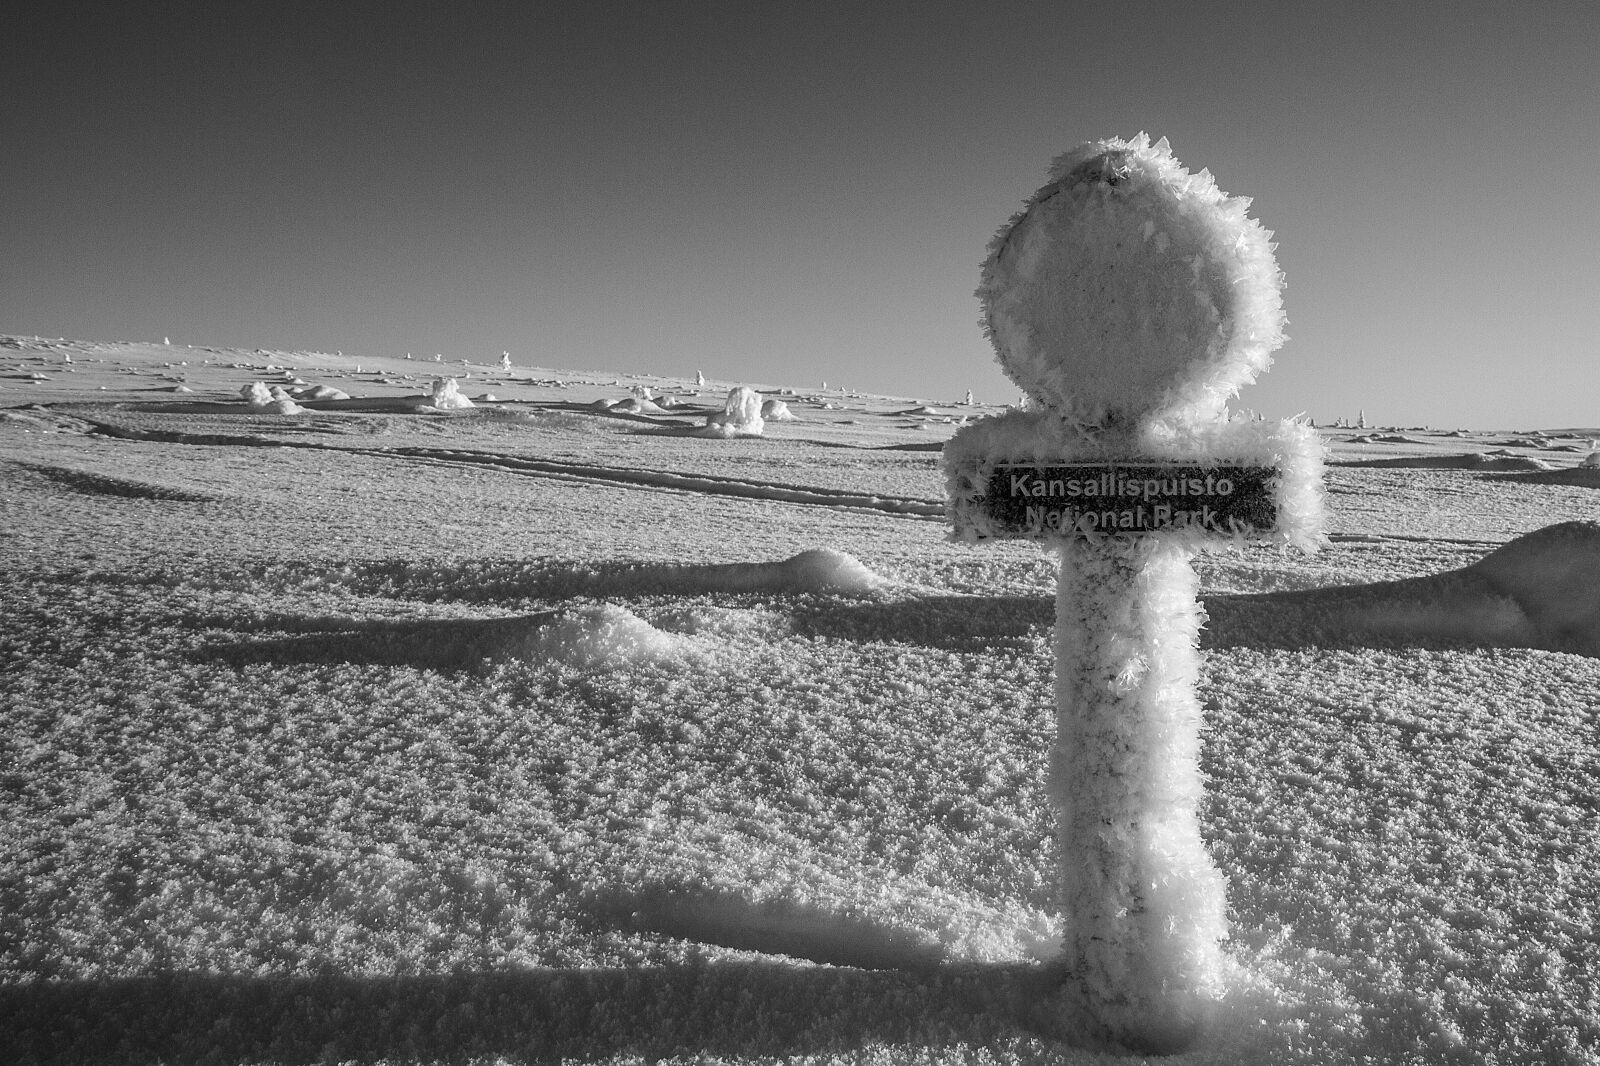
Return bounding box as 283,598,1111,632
979,134,1286,427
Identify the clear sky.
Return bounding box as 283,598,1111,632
6,1,1597,429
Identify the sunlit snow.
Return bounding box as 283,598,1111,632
1,335,1597,1065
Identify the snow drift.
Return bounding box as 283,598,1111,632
1208,521,1600,656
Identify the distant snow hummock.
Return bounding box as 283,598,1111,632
604,396,672,416
584,549,894,599
290,384,349,401
760,398,797,421
498,604,686,666
633,549,892,596
1337,451,1551,471
701,386,765,437
239,381,306,414
428,377,475,410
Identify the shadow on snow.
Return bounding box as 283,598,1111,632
1,959,1099,1065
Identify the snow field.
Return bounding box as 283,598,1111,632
1,549,1084,1059
1203,647,1600,1061
3,338,1600,1063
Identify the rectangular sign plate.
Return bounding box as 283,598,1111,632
980,463,1279,538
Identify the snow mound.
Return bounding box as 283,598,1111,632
701,386,765,438
759,398,796,421
239,381,306,414
521,550,894,599
645,549,889,596
1497,465,1600,489
1336,452,1551,470
1210,521,1600,656
1469,521,1600,654
1346,433,1426,445
499,605,687,667
290,384,350,401
428,377,475,410
764,548,887,593
604,396,672,416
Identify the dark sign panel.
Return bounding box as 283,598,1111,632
982,463,1279,538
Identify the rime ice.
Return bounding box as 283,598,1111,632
946,134,1324,1053
702,386,767,437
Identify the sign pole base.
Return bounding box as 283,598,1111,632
1051,534,1226,1054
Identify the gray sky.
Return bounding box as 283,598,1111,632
6,0,1597,428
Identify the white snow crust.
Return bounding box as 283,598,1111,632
3,335,1599,1065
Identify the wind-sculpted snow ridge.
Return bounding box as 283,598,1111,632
49,410,949,519
1206,521,1600,656
1333,451,1552,471
1496,463,1600,489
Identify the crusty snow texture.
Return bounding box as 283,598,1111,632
1052,535,1229,1053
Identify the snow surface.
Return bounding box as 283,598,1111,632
1,335,1599,1065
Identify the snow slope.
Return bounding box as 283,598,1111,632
1,336,1598,1064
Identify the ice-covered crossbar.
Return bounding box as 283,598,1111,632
945,134,1324,1054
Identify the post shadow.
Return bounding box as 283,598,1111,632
202,613,562,672
0,958,1098,1065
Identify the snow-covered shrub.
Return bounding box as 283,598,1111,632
428,377,475,410
702,386,765,438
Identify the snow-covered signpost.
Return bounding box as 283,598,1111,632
945,135,1325,1053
